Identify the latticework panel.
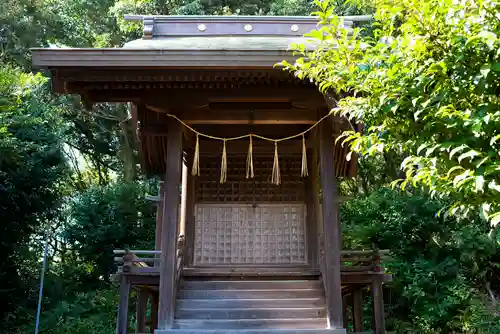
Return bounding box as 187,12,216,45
194,204,307,265
195,155,305,202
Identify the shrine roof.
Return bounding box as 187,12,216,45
123,36,314,51
32,15,371,69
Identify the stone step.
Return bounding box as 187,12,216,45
177,298,325,309
176,307,327,320
158,329,346,334
178,288,323,299
173,318,329,330
181,280,322,290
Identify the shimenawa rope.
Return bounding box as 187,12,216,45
154,108,333,183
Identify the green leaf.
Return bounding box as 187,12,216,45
490,134,500,146
425,145,439,157
489,181,500,192
346,151,352,161
480,203,491,220
449,144,467,158
447,166,465,178
453,170,471,187
490,213,500,227
474,175,485,192
472,122,482,134
417,143,429,155
475,157,489,168
457,150,479,163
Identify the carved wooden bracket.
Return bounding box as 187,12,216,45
143,16,154,39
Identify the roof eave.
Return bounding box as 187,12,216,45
31,48,297,70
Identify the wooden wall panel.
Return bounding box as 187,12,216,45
194,204,307,265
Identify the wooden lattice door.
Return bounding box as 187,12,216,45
194,204,307,265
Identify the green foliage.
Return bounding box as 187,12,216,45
0,66,68,317
48,0,124,47
284,0,500,225
18,288,119,334
3,0,499,332
65,181,156,282
0,0,59,67
342,189,500,332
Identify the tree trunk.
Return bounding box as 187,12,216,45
116,104,137,182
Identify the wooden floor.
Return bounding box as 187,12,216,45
117,266,391,286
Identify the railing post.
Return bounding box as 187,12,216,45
150,292,159,333
353,289,364,332
116,275,131,334
372,248,382,272
372,275,386,334
135,290,148,333
372,248,385,334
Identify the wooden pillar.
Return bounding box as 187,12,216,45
353,289,364,332
150,292,159,333
135,290,148,333
319,119,344,329
116,276,131,334
372,277,386,334
311,130,323,267
158,118,183,329
305,149,318,268
184,152,196,267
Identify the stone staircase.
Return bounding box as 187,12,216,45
165,278,344,334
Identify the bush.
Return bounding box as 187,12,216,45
19,288,119,334
65,181,156,283
341,189,500,333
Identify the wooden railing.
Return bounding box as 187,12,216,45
319,245,390,302
113,235,186,276
114,240,387,277
113,249,160,272
318,232,390,274
340,249,390,272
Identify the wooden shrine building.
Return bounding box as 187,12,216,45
32,15,391,334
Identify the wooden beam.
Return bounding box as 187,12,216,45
208,101,292,109
319,118,344,329
57,68,302,86
372,276,386,334
145,104,320,125
115,276,131,334
158,118,183,330
141,124,310,140
178,109,318,125
81,86,325,106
